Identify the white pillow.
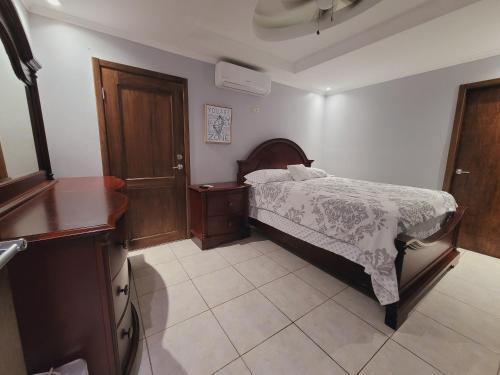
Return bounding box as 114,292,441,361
244,169,292,184
308,167,328,178
287,164,310,181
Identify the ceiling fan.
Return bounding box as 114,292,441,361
254,0,361,36
290,0,361,34
253,0,376,41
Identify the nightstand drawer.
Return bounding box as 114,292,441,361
207,192,245,216
207,215,245,236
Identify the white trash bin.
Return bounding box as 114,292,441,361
33,359,89,375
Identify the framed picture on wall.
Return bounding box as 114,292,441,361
204,104,232,144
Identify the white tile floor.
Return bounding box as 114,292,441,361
128,232,500,375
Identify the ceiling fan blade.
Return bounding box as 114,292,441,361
255,0,318,28
281,0,313,10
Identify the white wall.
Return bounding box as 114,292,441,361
322,54,500,189
29,13,500,189
29,14,324,183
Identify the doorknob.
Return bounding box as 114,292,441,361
173,163,184,170
0,238,27,269
455,168,471,175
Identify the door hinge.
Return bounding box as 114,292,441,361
101,87,106,101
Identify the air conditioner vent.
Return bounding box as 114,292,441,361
215,62,271,97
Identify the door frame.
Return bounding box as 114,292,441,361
443,77,500,192
91,58,191,237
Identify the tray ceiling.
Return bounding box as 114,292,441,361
23,0,500,93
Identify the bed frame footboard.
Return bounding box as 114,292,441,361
387,206,466,328
249,206,465,330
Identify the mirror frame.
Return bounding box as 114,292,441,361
0,0,52,183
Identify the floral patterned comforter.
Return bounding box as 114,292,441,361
249,177,457,304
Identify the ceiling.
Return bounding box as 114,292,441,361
22,0,500,94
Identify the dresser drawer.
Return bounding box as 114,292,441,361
116,301,133,372
112,261,130,323
108,216,128,279
206,192,245,216
206,215,245,236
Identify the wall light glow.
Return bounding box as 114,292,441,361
47,0,62,6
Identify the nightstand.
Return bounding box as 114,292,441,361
189,182,250,249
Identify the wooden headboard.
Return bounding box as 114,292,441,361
237,138,314,184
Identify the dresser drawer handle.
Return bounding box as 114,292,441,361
121,326,132,339
118,284,129,296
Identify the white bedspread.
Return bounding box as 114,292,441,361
249,176,457,305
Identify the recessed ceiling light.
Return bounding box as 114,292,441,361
47,0,61,6
325,87,331,91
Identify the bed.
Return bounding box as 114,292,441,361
237,138,465,329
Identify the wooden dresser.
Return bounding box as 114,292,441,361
189,182,250,249
0,176,138,375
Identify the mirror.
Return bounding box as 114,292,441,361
0,40,38,181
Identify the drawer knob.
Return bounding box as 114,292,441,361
121,326,132,339
118,284,129,296
227,201,233,207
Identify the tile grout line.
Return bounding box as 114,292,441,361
388,339,446,375
326,294,394,338
393,311,500,374
137,243,212,339
240,242,446,373
414,309,500,355
232,257,292,289
450,269,500,294
293,267,349,299
167,239,295,373
292,321,352,374
353,336,390,375
142,306,212,339
139,259,291,339
240,321,295,356
432,285,500,320
133,255,497,357
187,272,244,372
135,239,499,375
213,241,265,265
209,357,254,375
422,288,500,322
143,240,382,363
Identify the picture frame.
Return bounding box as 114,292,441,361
204,104,232,144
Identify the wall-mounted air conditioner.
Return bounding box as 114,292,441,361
215,61,271,97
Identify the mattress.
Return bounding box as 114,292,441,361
249,176,457,305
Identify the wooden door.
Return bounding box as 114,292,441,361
93,59,190,249
444,79,500,258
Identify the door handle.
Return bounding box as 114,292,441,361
0,238,27,269
173,164,184,170
455,168,470,175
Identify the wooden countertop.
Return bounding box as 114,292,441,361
0,177,128,242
